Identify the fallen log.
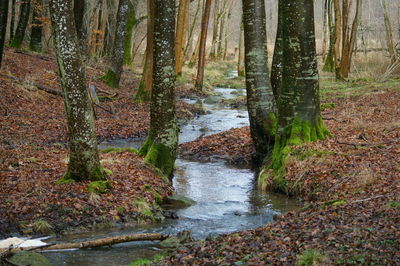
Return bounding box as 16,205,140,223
2,233,168,254
1,74,62,96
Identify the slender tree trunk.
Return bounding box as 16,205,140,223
216,0,227,59
124,0,138,65
10,0,31,48
322,0,328,59
323,0,335,72
140,0,178,178
237,21,245,77
382,0,396,64
49,0,104,182
333,0,342,79
29,0,43,52
209,0,219,60
242,0,276,162
102,0,130,88
135,0,154,102
188,31,201,67
9,0,16,42
176,0,190,76
74,0,85,45
271,0,283,96
260,0,330,193
184,0,202,62
194,0,212,91
0,0,9,69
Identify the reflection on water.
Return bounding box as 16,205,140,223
44,87,301,266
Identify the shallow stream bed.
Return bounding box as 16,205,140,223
43,88,300,265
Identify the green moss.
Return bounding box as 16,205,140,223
100,147,139,154
130,254,167,266
133,198,155,221
87,181,112,194
116,206,126,214
263,112,278,137
98,95,115,102
259,116,331,194
388,201,400,208
32,219,53,234
54,176,75,185
144,141,175,177
324,199,347,206
103,168,113,176
134,81,151,102
9,38,22,49
320,102,336,111
101,69,119,88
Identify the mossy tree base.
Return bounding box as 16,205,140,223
140,137,176,179
57,166,107,184
101,69,119,88
258,117,331,195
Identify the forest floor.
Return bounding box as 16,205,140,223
1,47,399,265
0,47,208,237
161,78,400,264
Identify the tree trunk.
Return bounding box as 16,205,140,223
74,0,86,46
10,0,31,49
242,0,276,163
8,0,16,42
194,0,212,91
135,0,154,102
29,0,43,52
188,31,201,67
216,0,227,60
184,0,202,62
322,0,328,60
339,0,362,79
124,0,138,65
139,0,178,178
323,0,335,72
102,0,130,88
271,0,283,96
0,0,8,69
176,0,190,76
209,0,220,60
333,0,341,79
259,0,330,194
237,21,245,77
382,0,396,64
49,0,104,182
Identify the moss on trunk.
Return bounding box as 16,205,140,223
259,116,331,194
134,81,151,102
101,69,118,88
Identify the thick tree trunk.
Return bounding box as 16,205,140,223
259,0,330,194
140,0,178,178
135,0,154,102
10,0,31,48
9,0,16,42
194,0,212,91
176,0,190,76
102,0,130,88
49,0,104,182
242,0,276,163
0,0,9,69
124,0,138,65
29,0,43,52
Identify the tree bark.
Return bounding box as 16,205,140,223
323,0,335,72
135,0,154,102
103,0,130,88
271,0,283,97
209,0,220,60
139,0,178,178
74,0,86,46
0,0,9,69
381,0,396,64
176,0,190,76
29,0,43,52
49,0,104,182
184,0,202,62
259,0,330,193
8,0,16,42
194,0,212,91
10,0,31,49
242,0,276,162
333,0,341,79
124,0,139,65
237,21,245,77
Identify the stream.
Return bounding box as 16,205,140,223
42,88,300,266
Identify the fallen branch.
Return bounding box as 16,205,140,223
2,233,168,254
351,195,384,204
14,49,51,61
1,74,62,96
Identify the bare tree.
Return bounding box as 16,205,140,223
176,0,190,76
0,0,8,68
29,0,43,52
10,0,31,48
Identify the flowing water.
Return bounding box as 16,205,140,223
42,88,300,266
